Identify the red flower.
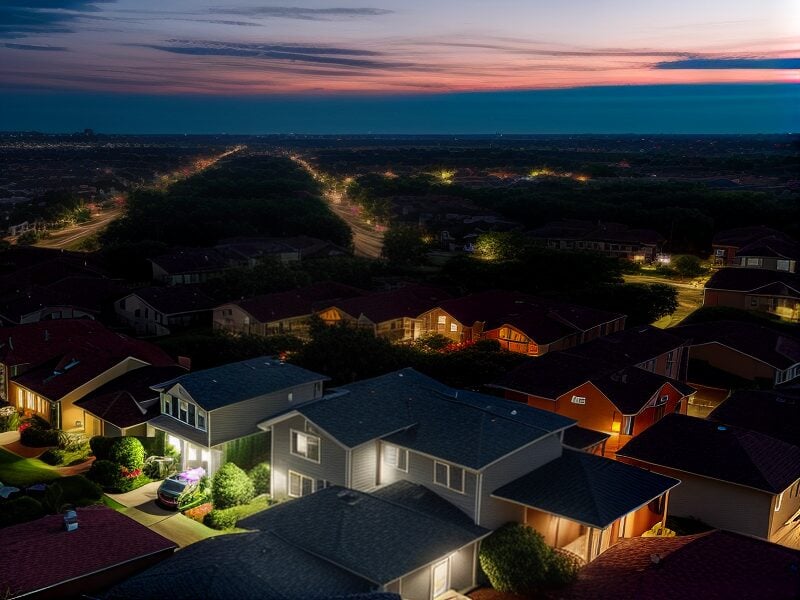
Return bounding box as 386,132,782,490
18,422,31,432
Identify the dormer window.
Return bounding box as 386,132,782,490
162,394,172,415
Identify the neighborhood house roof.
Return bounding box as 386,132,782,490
232,282,365,323
150,248,230,275
126,286,216,315
492,448,679,529
152,357,327,411
74,365,188,429
712,226,789,248
707,389,800,448
238,483,490,585
326,285,451,324
0,505,175,600
674,320,800,370
297,369,574,469
104,531,379,600
617,413,800,494
562,426,611,451
562,530,800,600
705,268,800,297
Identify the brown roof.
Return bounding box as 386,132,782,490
329,285,451,324
563,530,800,600
233,282,366,323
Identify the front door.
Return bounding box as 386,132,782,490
432,558,449,598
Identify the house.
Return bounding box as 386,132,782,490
106,530,399,600
674,320,800,387
417,291,625,355
562,530,800,600
712,226,796,269
527,220,665,262
703,268,800,322
0,320,176,433
213,282,364,338
735,236,799,273
73,365,188,437
707,388,800,447
257,368,678,563
150,248,231,285
489,326,693,453
317,285,451,342
115,286,216,336
0,505,176,600
148,357,328,475
617,414,800,549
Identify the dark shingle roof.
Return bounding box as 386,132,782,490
617,413,800,494
492,449,679,529
563,530,800,600
326,285,451,324
705,268,800,296
149,248,229,275
707,389,800,448
562,426,611,451
233,282,365,323
151,357,327,410
567,326,686,368
675,320,800,370
126,286,215,315
297,369,574,469
104,531,378,600
238,484,489,585
592,367,695,415
712,226,788,247
0,506,175,599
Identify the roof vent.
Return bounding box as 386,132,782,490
511,409,518,416
64,510,78,532
336,490,362,506
650,553,662,565
717,425,728,431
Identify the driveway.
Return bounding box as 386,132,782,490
107,482,220,548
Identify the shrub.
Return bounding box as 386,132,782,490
57,475,102,503
203,507,240,530
40,448,67,466
0,410,20,433
109,437,146,470
184,502,213,523
547,549,582,588
57,432,87,451
115,474,151,493
0,497,45,528
87,459,122,489
248,463,270,496
212,463,255,510
479,524,552,595
20,426,60,447
89,436,115,460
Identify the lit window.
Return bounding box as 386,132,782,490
384,444,408,471
288,471,315,497
291,430,320,462
745,257,762,267
437,315,447,325
777,260,790,272
433,460,465,493
570,396,586,405
450,323,458,332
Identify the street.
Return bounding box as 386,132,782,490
623,273,707,328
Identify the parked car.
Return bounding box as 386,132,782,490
156,468,203,509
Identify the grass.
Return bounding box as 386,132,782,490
0,447,60,487
100,495,127,511
234,494,272,521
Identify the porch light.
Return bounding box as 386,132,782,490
611,420,621,433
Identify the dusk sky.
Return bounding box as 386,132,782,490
1,1,798,132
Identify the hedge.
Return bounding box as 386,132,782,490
222,432,269,471
20,426,59,447
109,437,146,470
212,463,254,510
248,462,270,496
203,507,240,530
87,459,122,489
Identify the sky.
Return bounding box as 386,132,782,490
0,0,798,132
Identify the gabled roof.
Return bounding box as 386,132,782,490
230,282,365,323
617,413,800,494
705,268,800,296
675,320,800,370
74,365,188,429
592,367,694,415
0,506,175,600
562,426,611,451
325,285,451,324
149,248,229,275
566,325,686,368
125,286,216,316
238,484,490,585
528,220,664,246
712,225,791,248
105,531,379,600
297,369,574,469
492,448,679,529
563,530,800,600
151,357,327,411
737,236,800,261
708,389,800,447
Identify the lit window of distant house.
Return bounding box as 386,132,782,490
288,471,315,497
438,315,447,325
450,323,458,332
291,430,320,462
777,260,790,271
745,257,762,267
434,461,465,493
384,444,408,471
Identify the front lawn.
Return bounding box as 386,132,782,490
0,447,60,487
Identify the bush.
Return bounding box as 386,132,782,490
184,502,213,523
212,463,255,510
39,449,67,466
57,475,102,503
479,523,552,595
547,549,582,587
86,459,122,489
248,463,270,496
0,496,45,528
89,436,115,460
203,507,240,530
20,426,60,447
115,474,151,493
57,432,87,451
0,410,20,433
109,437,146,470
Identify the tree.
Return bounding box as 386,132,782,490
381,224,428,266
673,255,707,279
591,283,679,325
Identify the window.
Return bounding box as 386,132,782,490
433,461,465,493
621,416,635,436
384,444,408,471
437,315,446,325
777,260,790,272
714,248,725,256
179,400,188,422
197,409,206,431
288,471,315,497
450,323,458,332
288,392,293,402
291,430,320,462
163,394,172,415
745,257,762,267
750,297,758,307
188,403,196,427
570,395,586,405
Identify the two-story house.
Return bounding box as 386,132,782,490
258,369,679,570
711,226,791,267
703,268,800,322
115,286,215,337
148,357,328,475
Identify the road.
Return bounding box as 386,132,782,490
623,273,708,328
291,155,384,258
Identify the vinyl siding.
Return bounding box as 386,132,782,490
208,381,320,446
399,564,430,600
479,433,563,529
350,440,378,491
270,414,347,499
379,442,478,521
397,543,478,600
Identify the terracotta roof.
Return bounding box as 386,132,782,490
618,413,800,494
705,268,800,296
0,505,175,599
328,285,451,324
563,530,800,600
232,282,366,323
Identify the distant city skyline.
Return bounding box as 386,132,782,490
0,1,797,132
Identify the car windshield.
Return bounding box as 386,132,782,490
160,479,188,493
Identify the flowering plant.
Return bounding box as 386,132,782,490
18,422,32,433
119,466,143,479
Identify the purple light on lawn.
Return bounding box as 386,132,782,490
180,467,205,483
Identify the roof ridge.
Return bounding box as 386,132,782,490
570,450,608,527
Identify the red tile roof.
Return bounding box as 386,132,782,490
0,505,176,599
563,530,800,600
